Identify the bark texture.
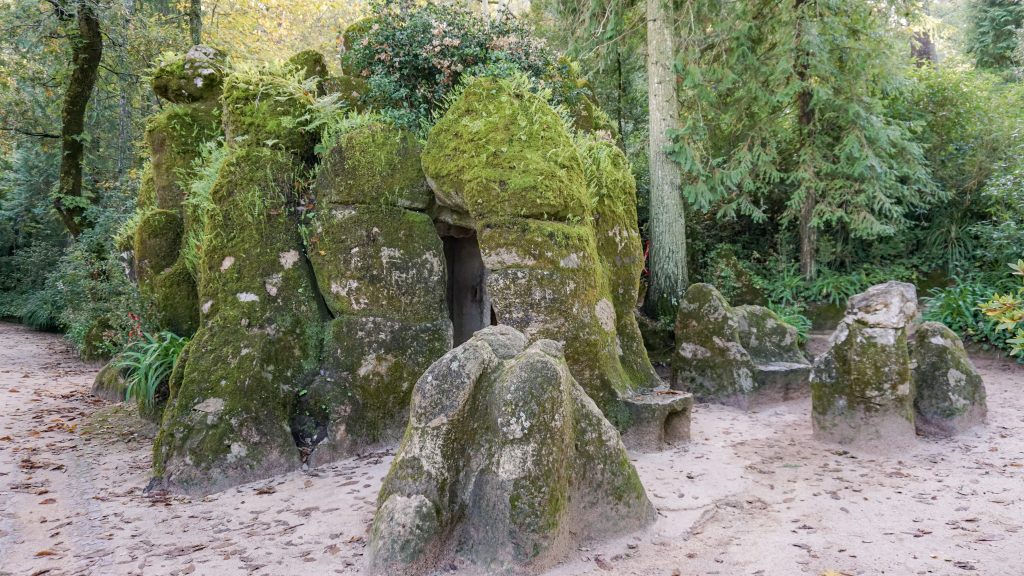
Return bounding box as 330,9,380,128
644,0,688,318
55,0,103,237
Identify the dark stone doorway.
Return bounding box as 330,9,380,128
440,225,494,345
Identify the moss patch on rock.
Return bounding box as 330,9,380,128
422,76,590,222
911,321,987,436
151,45,226,104
134,209,182,285
368,327,655,575
307,205,446,322
295,315,452,462
145,101,221,210
221,63,319,155
314,122,431,209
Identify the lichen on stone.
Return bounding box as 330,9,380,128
911,321,987,436
151,45,226,104
367,327,655,575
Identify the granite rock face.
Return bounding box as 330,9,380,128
672,283,811,409
911,321,987,436
811,282,918,446
367,326,656,575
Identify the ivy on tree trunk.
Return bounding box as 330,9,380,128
55,0,103,237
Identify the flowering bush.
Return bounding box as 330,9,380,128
343,0,583,128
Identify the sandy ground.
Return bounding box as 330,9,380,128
1,321,1022,576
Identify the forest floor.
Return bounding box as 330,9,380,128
1,321,1022,576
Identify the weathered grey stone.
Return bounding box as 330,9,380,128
368,327,656,575
672,283,811,409
620,390,693,452
845,280,918,329
912,321,987,436
811,282,918,446
151,45,225,104
296,315,453,464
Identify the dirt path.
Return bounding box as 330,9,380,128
1,321,1022,575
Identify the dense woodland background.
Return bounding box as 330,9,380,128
1,0,1022,375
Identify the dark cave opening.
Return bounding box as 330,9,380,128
440,225,495,346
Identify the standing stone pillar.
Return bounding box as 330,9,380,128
811,281,918,445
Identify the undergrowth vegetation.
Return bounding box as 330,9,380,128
117,331,189,411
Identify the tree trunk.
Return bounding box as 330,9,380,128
643,0,688,319
911,30,938,65
55,0,103,237
189,0,202,44
795,0,816,280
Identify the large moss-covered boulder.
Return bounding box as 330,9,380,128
673,284,757,402
151,45,225,104
580,136,659,388
912,322,987,437
302,122,452,463
367,326,655,575
422,77,590,221
314,122,432,209
811,281,918,446
422,76,688,444
221,63,318,155
673,284,811,408
151,147,324,495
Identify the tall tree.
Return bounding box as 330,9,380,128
55,0,103,236
644,0,688,316
794,0,817,279
672,0,936,279
189,0,202,44
965,0,1024,70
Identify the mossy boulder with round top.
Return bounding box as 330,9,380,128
911,321,987,437
367,326,655,575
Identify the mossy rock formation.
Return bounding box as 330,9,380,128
911,321,987,437
141,64,685,493
301,120,452,463
151,45,226,104
151,147,324,495
673,283,810,409
134,48,222,338
367,326,656,575
811,281,918,446
423,77,688,440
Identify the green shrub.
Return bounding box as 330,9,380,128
343,0,586,130
923,272,1018,353
116,331,189,411
979,261,1024,356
